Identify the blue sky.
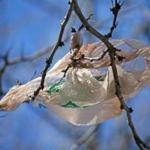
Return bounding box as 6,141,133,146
0,0,150,149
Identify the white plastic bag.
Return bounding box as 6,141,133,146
0,39,150,125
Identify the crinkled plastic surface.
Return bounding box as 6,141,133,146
0,39,150,125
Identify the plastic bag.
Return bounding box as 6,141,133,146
0,39,150,125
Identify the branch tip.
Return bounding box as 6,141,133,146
58,41,64,47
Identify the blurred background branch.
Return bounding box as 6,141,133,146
0,0,149,149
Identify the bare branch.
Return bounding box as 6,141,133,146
32,2,73,100
0,46,51,96
105,0,124,38
72,0,150,149
78,13,93,31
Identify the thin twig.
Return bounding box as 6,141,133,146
72,0,150,149
58,14,94,82
59,47,82,82
78,13,93,31
83,49,108,62
31,2,73,100
105,0,124,38
0,52,10,96
0,46,52,96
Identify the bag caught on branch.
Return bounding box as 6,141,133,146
0,39,150,125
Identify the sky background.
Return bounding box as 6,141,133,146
0,0,150,150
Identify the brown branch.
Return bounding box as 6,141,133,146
7,35,70,66
0,52,10,96
60,14,94,77
59,47,83,83
105,0,124,38
0,46,52,96
8,48,50,65
31,2,73,100
72,0,150,149
83,49,108,62
78,13,93,31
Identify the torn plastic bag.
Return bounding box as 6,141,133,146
0,39,150,125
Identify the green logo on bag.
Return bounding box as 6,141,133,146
48,81,89,109
62,101,80,108
48,80,64,95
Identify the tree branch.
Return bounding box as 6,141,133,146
105,0,124,38
72,0,150,149
0,45,53,96
31,2,73,100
